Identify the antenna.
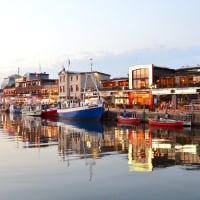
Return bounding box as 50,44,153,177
18,67,20,76
68,59,70,71
90,58,93,71
39,63,41,73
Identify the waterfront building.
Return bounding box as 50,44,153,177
15,72,58,103
100,64,200,110
1,64,200,110
1,72,58,104
0,74,22,106
58,67,110,102
128,64,200,109
100,77,129,108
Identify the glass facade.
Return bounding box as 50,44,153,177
132,68,149,89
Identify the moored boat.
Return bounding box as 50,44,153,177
57,71,104,121
41,105,57,117
57,100,104,120
159,117,191,127
9,104,22,113
149,125,183,132
117,115,141,125
148,118,183,127
21,105,42,116
117,111,141,125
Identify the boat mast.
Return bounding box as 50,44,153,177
90,58,100,96
83,73,88,102
83,58,100,102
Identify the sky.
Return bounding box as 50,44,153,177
0,0,200,82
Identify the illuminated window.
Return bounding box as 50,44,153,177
132,68,149,89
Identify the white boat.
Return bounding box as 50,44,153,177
21,105,42,116
9,104,22,113
159,118,191,127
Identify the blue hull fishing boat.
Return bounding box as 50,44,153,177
57,66,105,120
58,103,104,120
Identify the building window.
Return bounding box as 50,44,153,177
76,85,79,91
132,68,149,89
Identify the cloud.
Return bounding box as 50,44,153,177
1,45,200,82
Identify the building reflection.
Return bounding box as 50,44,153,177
57,119,103,166
128,128,153,172
1,112,200,172
0,113,58,148
112,124,200,172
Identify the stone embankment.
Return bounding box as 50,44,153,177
102,108,200,126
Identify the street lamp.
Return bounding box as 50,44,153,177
149,84,156,111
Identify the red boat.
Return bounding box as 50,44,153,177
41,107,58,117
117,115,142,125
148,118,183,127
149,125,183,132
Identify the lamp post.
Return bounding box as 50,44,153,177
122,86,125,109
149,84,156,111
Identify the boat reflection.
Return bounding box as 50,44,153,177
1,112,200,173
57,119,104,181
57,119,103,157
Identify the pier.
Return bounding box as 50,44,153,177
102,108,200,126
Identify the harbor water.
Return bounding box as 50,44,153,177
0,113,200,200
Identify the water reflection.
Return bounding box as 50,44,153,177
1,113,58,148
57,119,104,181
1,113,200,173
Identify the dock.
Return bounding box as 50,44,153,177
102,108,200,126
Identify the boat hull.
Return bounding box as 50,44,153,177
117,116,141,124
148,118,183,127
57,104,104,120
41,108,57,117
21,110,42,116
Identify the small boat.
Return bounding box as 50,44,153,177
182,120,191,127
117,115,141,125
148,118,183,127
159,117,191,127
41,105,57,117
9,104,22,113
21,105,42,116
117,111,141,125
149,125,183,132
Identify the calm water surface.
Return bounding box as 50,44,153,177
0,113,200,200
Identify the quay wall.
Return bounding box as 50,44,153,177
102,109,200,126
